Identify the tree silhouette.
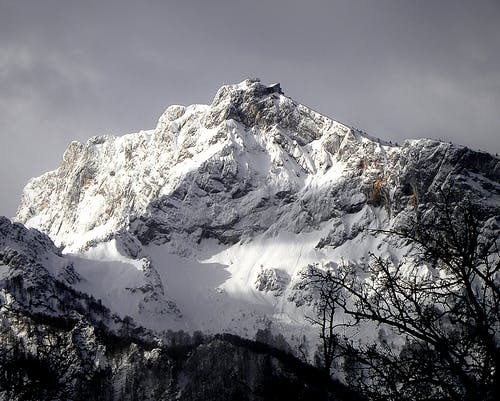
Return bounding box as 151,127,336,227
307,190,499,400
301,263,350,376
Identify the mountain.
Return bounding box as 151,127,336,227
2,78,499,399
13,78,500,337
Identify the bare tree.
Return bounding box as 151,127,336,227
310,191,499,400
302,263,350,376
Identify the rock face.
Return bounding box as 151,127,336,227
17,79,500,255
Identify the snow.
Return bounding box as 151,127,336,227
59,207,398,350
71,254,148,319
59,232,318,345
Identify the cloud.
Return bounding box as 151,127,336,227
0,42,105,216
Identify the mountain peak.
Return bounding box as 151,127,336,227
216,78,283,98
204,79,285,128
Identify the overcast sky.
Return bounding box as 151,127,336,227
1,0,499,217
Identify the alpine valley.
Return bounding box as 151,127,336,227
1,79,499,400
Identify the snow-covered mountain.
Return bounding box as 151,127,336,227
10,78,500,346
2,78,499,399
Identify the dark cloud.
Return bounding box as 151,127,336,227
1,0,499,216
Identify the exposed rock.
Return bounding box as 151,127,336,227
255,268,290,296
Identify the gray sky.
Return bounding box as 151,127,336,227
1,0,499,217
